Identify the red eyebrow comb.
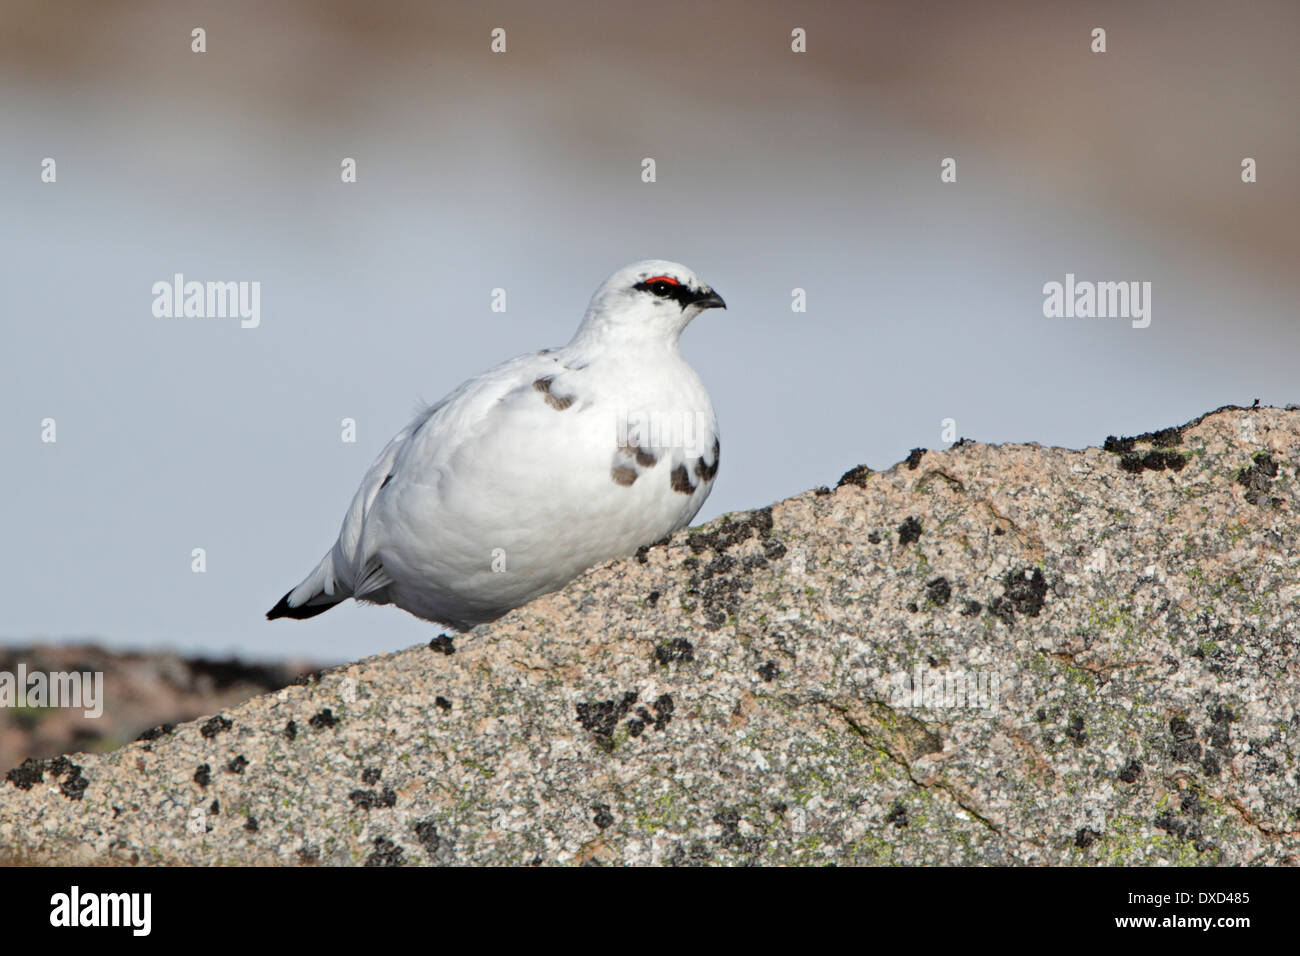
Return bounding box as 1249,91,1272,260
644,275,680,285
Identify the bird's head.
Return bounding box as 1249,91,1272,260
573,259,726,349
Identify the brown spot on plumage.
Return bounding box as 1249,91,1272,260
694,438,720,482
670,464,694,495
611,465,638,486
533,377,573,411
620,442,658,467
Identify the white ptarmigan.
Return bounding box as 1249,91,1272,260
268,260,725,631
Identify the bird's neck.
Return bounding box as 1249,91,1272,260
565,326,686,363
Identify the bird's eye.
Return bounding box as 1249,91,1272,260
637,275,680,299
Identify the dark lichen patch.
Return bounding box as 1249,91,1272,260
712,807,762,854
576,691,639,749
209,799,219,815
655,638,695,665
1200,704,1236,776
989,568,1049,624
297,845,321,864
194,763,211,788
226,755,249,774
435,696,452,711
898,516,922,546
361,767,382,785
1104,425,1183,454
592,804,614,830
669,841,715,866
1154,791,1217,857
5,758,45,791
428,634,456,655
1074,827,1100,849
364,837,405,867
1065,715,1087,747
646,589,661,606
309,708,338,730
244,816,259,833
1235,452,1281,506
628,696,675,738
758,661,779,682
813,485,831,496
703,554,737,579
200,715,233,739
1103,435,1134,454
885,801,909,828
1120,449,1188,474
867,531,883,545
687,508,775,555
925,577,952,606
413,820,441,856
906,448,926,470
284,720,297,740
634,537,672,565
837,465,873,489
136,723,175,742
349,787,397,810
960,599,982,617
51,761,89,801
1118,759,1143,784
682,544,757,631
1169,716,1202,763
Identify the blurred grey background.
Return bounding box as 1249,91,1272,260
2,0,1296,662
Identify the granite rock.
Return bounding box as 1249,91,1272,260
2,405,1297,865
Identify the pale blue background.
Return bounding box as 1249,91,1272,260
2,0,1296,661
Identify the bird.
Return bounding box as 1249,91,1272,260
267,259,726,631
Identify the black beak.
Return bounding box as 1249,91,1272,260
694,290,726,310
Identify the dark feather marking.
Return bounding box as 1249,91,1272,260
620,442,658,467
670,464,695,495
611,465,638,486
266,591,337,621
533,377,573,411
695,438,720,481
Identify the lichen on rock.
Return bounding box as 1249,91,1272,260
0,405,1297,865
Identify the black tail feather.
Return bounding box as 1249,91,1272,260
266,591,339,621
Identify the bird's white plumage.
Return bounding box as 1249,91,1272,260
270,260,725,630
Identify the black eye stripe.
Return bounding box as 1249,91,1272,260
633,278,702,308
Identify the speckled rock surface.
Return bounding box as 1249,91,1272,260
3,405,1297,865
